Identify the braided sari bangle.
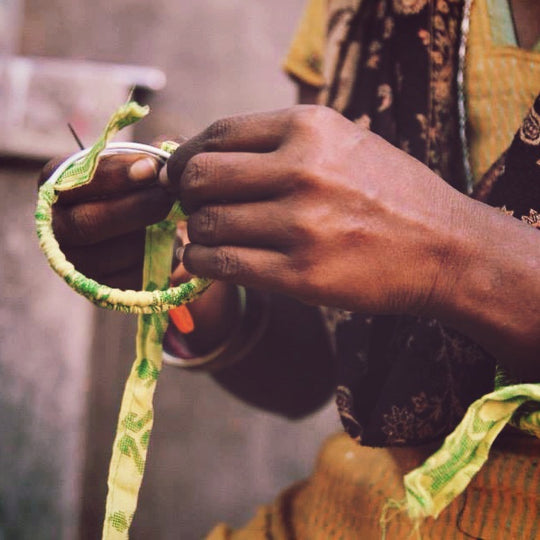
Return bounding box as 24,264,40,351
35,106,211,314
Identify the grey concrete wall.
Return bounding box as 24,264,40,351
0,163,94,539
0,1,342,538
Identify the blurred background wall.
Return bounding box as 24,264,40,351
0,0,340,538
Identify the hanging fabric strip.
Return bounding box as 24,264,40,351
102,198,183,539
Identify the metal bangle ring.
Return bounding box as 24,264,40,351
43,142,172,186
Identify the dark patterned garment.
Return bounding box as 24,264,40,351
317,0,540,447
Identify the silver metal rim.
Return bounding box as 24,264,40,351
44,142,171,186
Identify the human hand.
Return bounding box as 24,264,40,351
40,152,174,290
161,105,470,316
40,152,242,349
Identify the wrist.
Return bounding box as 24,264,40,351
182,281,241,353
423,199,540,378
396,182,474,319
427,197,510,321
421,191,479,317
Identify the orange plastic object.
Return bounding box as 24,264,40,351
168,305,195,334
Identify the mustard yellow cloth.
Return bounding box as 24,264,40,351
207,432,540,540
466,0,540,180
282,0,326,88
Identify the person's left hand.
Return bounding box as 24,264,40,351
161,105,471,316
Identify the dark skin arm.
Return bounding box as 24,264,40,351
159,0,540,382
510,0,540,50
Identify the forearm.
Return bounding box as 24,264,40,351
211,292,336,418
177,284,336,418
432,197,540,381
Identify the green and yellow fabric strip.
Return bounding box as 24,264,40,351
103,214,176,538
400,383,540,523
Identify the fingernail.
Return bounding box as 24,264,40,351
158,164,169,187
129,158,158,182
175,245,185,262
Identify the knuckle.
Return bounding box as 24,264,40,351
203,118,231,150
189,206,220,244
289,104,334,131
213,247,241,279
183,155,205,189
283,255,311,296
286,212,319,252
183,153,216,190
290,255,320,297
283,158,325,194
285,210,308,241
305,158,328,189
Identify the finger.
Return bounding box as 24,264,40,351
53,186,173,247
183,244,290,292
56,154,161,205
187,202,292,249
179,152,282,213
63,230,145,281
162,109,292,192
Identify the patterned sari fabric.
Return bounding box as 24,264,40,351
312,0,540,449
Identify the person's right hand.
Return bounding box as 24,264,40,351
39,153,174,290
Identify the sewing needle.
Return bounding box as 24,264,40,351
67,123,85,150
